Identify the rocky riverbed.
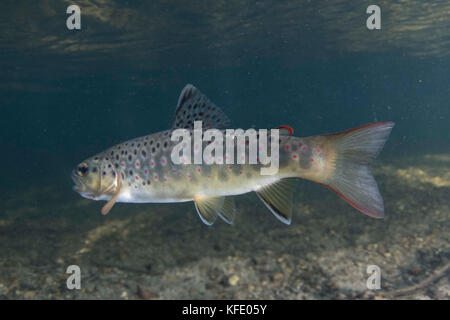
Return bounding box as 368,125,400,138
0,153,448,299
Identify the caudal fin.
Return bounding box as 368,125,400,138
323,122,394,218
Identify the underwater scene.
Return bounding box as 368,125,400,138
0,1,449,300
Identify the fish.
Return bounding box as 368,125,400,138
72,84,394,225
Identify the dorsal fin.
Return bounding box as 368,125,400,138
172,84,231,130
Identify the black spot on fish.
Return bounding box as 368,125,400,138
129,170,133,176
150,140,154,145
152,147,155,153
128,155,132,162
142,150,147,157
156,143,160,149
92,167,98,173
163,142,168,148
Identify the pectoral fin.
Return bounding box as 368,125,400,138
193,195,225,226
101,174,122,215
101,189,121,215
255,178,297,225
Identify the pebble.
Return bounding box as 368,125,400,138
228,275,239,286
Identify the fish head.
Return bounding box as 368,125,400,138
72,155,119,200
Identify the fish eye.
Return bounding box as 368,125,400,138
77,163,89,176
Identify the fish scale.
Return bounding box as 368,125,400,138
72,84,394,225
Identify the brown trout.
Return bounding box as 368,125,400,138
72,84,394,225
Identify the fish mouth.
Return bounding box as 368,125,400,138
71,170,87,193
71,170,100,200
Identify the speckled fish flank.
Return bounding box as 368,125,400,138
72,84,394,225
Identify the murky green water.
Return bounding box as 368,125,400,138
0,1,448,299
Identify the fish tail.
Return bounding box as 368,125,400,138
320,122,395,218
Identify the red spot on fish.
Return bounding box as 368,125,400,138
292,154,298,159
162,159,166,164
317,149,321,153
150,161,155,167
285,145,290,150
239,171,243,175
206,123,211,127
121,162,126,167
228,165,232,170
135,176,139,180
302,146,307,151
172,169,177,173
311,158,314,162
298,143,303,147
136,161,140,167
197,168,201,173
144,169,148,175
154,175,158,180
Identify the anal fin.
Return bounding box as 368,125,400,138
255,178,297,225
194,195,224,226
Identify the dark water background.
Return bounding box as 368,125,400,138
1,0,449,193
